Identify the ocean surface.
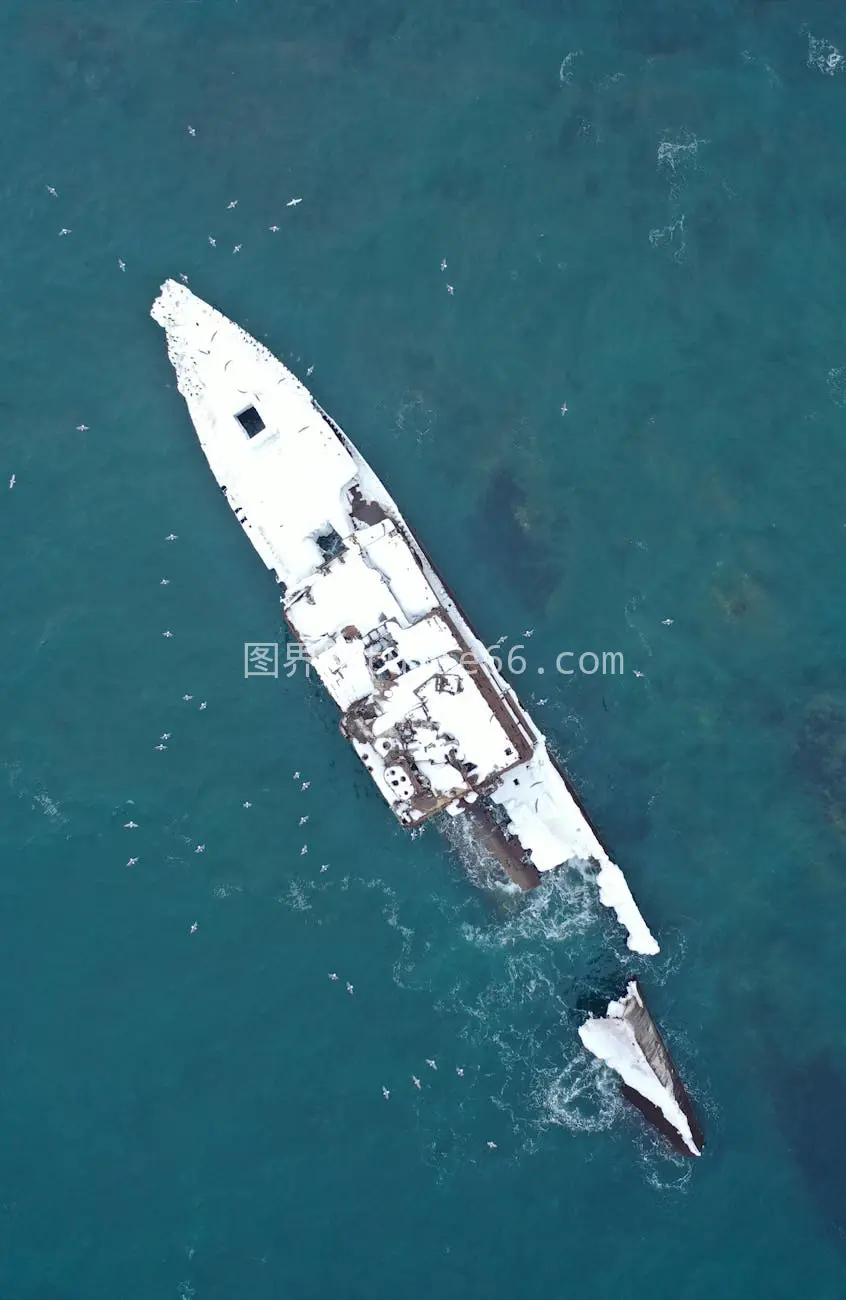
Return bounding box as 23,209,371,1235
3,0,846,1295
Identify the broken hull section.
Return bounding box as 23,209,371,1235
150,279,658,955
579,979,703,1157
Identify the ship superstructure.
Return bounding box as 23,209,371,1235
151,279,659,956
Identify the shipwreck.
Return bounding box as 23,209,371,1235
150,278,658,959
579,979,704,1157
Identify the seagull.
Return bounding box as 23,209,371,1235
661,618,674,626
232,244,241,254
195,844,205,854
182,694,193,702
269,225,280,232
440,258,447,271
486,1141,498,1150
425,1059,437,1070
633,669,645,678
299,815,309,825
160,733,171,741
46,185,57,196
179,272,189,283
301,780,310,790
537,697,548,706
523,629,534,637
208,236,216,246
126,857,138,866
227,200,238,209
382,1086,390,1099
293,771,301,780
58,228,71,236
446,284,454,295
346,982,354,994
165,533,178,541
190,921,198,933
456,1067,464,1077
198,701,207,710
286,197,302,207
162,630,174,638
76,424,88,432
560,402,568,415
160,578,170,585
300,845,308,855
319,863,329,872
155,743,167,751
188,125,196,136
8,474,14,489
118,259,126,272
328,972,339,981
124,821,138,829
243,801,252,808
411,1075,421,1089
306,365,314,376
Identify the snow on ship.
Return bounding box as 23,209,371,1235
579,979,703,1156
151,279,659,956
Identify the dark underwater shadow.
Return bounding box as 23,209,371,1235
794,693,846,839
769,1050,846,1247
472,466,560,605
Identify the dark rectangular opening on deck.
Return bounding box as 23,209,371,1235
316,527,345,562
236,406,265,438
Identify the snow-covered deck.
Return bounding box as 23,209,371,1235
151,278,659,956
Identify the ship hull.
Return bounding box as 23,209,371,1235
151,280,658,955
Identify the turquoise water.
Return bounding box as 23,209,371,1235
4,0,846,1295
